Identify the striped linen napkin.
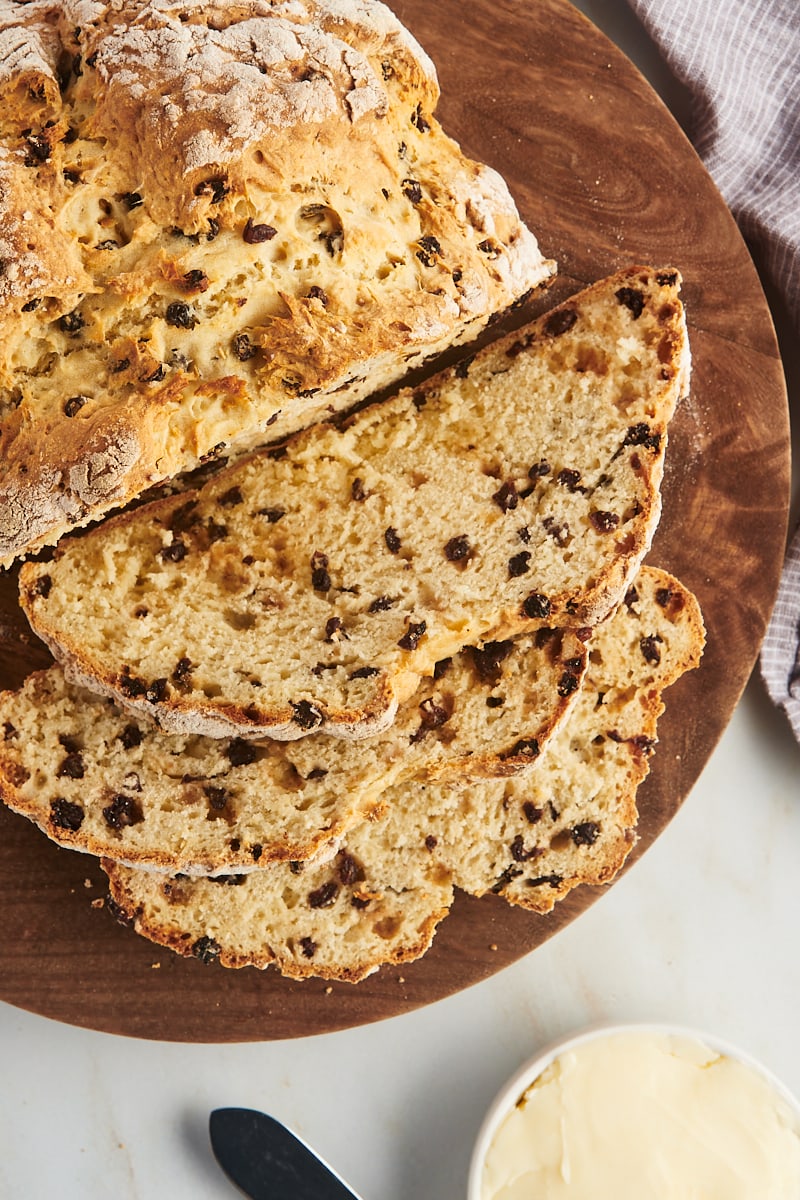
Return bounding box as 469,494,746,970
627,0,800,740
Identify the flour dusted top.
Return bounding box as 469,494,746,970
0,0,552,566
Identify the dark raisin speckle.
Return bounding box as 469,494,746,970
50,797,84,831
227,738,257,766
59,310,84,333
543,308,577,337
300,936,316,958
504,738,540,760
468,641,513,684
218,486,243,507
528,460,551,480
310,550,331,591
523,802,543,824
146,678,169,703
308,881,339,908
510,834,540,862
398,621,426,651
418,697,449,730
192,936,221,964
444,535,471,563
350,666,380,679
119,724,142,749
522,593,551,620
508,551,531,577
292,700,324,730
258,507,285,524
624,423,661,451
194,176,229,204
103,794,144,829
615,286,645,318
57,752,85,779
243,218,277,243
64,395,88,417
557,671,580,697
306,284,328,306
232,332,257,360
571,821,600,846
411,103,430,132
493,481,518,513
338,852,365,886
557,468,583,492
24,134,51,165
160,538,187,563
384,527,402,554
369,595,396,613
590,510,620,533
33,574,52,598
204,785,228,811
172,656,193,682
165,301,196,329
415,235,441,266
640,635,663,665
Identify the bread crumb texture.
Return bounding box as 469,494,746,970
97,566,704,981
19,267,690,740
0,0,553,564
0,626,587,872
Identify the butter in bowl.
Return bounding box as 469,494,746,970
468,1025,800,1198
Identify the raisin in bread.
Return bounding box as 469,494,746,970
0,0,554,567
104,813,456,983
101,567,704,979
0,629,587,873
426,566,705,911
20,267,690,740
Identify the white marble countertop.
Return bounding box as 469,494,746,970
2,4,798,1198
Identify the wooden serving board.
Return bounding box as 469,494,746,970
0,0,790,1042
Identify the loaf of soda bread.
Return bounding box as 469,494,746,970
100,567,704,979
19,267,689,741
0,0,554,566
0,627,587,873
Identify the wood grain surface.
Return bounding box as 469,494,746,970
0,0,790,1042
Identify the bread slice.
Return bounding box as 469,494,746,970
0,628,587,873
19,267,690,740
104,817,456,984
101,567,704,980
427,565,706,911
0,0,554,567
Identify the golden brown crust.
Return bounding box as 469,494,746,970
0,0,553,565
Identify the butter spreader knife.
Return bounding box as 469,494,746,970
209,1107,365,1200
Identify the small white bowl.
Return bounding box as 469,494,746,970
467,1022,800,1200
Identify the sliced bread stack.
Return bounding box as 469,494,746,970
19,267,689,741
0,266,702,981
100,566,705,981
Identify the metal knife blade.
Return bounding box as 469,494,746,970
209,1107,365,1200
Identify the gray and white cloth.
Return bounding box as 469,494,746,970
626,0,800,741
